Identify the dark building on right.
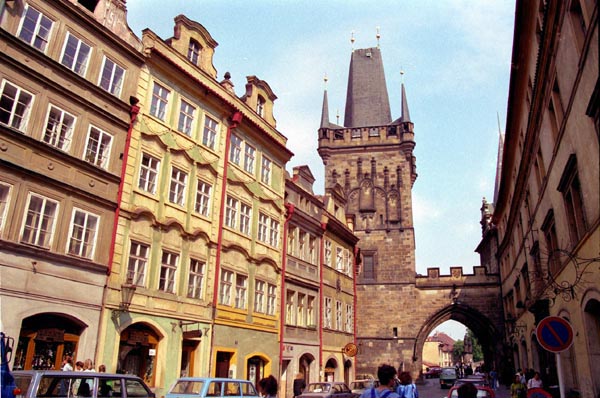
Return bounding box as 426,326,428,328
477,0,598,395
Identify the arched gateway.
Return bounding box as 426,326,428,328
317,45,506,379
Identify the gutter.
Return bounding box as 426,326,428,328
279,203,295,376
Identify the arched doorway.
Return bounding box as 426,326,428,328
118,323,160,386
584,297,600,396
298,353,314,383
324,358,337,382
247,355,267,387
13,313,86,370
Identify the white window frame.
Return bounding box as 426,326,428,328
254,280,265,313
188,39,201,65
18,4,53,53
99,56,125,97
336,247,344,272
178,99,195,136
84,126,113,169
0,182,13,233
297,293,305,327
269,217,279,247
127,241,149,286
234,274,248,309
187,258,205,299
230,133,242,165
194,180,211,216
219,269,233,305
345,304,353,333
159,250,179,293
225,195,238,229
258,213,268,243
324,297,332,329
60,32,92,77
260,155,272,184
150,82,170,120
286,290,295,325
67,208,99,259
169,166,188,206
138,153,160,194
20,193,58,248
336,300,343,331
244,143,256,174
202,115,218,149
239,202,251,235
0,80,34,132
266,283,276,315
43,104,75,152
307,296,315,327
325,239,332,267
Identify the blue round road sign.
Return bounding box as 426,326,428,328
536,316,574,353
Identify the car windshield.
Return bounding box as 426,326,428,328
170,380,205,394
442,369,456,376
307,384,331,393
450,389,492,397
350,382,365,390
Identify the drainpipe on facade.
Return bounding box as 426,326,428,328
209,110,243,376
279,203,295,380
353,246,359,366
318,219,327,380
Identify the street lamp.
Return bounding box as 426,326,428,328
111,283,136,321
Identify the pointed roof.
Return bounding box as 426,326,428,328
493,115,505,205
401,83,411,122
320,89,330,128
343,47,391,127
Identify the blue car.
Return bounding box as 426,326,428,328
1,332,16,398
167,377,260,398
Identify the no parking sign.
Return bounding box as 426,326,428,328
536,316,574,353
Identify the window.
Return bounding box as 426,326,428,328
336,301,343,331
138,153,160,194
307,296,315,327
336,247,344,272
286,290,295,325
99,57,125,96
343,249,350,274
187,259,205,299
127,241,149,286
270,218,279,247
225,196,238,229
84,126,112,169
178,99,195,136
309,236,317,265
219,270,233,305
43,105,75,151
230,134,242,165
244,143,256,174
266,283,276,315
150,82,169,120
362,253,375,279
297,293,305,327
541,210,560,275
188,39,201,65
61,32,91,76
287,227,296,255
21,193,58,248
258,213,279,247
202,115,218,149
67,208,99,259
260,156,272,184
0,183,13,233
0,80,34,132
558,155,586,247
256,96,265,117
195,180,211,216
254,280,265,313
325,240,332,266
159,250,178,293
239,202,251,235
18,5,53,53
169,167,187,206
258,213,268,243
345,304,353,332
324,297,332,329
234,274,247,309
298,231,306,259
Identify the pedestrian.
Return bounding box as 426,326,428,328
293,373,306,398
457,382,477,398
527,372,543,389
396,372,418,398
360,364,399,398
98,364,106,373
257,375,278,398
511,374,527,398
61,356,73,371
84,358,95,372
489,368,498,390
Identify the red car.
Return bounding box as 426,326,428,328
447,385,495,398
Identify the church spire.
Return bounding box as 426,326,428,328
401,81,411,123
493,112,505,205
320,75,330,129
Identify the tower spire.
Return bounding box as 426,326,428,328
320,75,330,129
493,112,505,205
401,72,411,123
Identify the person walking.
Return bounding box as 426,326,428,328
360,364,399,398
457,382,477,398
257,375,278,398
293,373,306,398
395,372,418,398
511,374,527,398
527,372,543,389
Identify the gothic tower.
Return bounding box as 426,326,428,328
317,46,418,373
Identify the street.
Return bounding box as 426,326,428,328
415,378,510,398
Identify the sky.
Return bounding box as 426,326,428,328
126,0,516,339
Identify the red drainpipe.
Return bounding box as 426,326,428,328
279,203,295,375
353,246,359,367
318,220,327,379
107,97,140,276
212,111,243,307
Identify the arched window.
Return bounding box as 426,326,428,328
256,96,265,117
188,39,201,65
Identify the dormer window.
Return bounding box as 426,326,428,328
187,39,201,65
256,95,265,117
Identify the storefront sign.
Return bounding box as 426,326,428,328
35,328,64,342
128,330,149,345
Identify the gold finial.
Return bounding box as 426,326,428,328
400,68,405,83
324,74,328,89
351,30,355,51
336,109,340,125
376,26,381,48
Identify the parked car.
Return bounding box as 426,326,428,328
453,377,488,387
439,367,457,389
350,379,379,396
447,384,495,398
298,382,356,398
424,367,442,379
11,370,155,398
166,377,259,398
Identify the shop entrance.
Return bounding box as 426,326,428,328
118,323,160,386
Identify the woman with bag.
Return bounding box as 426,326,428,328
395,372,418,398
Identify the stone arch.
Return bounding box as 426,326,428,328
324,356,338,381
413,302,501,377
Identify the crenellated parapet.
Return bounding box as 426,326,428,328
417,266,500,288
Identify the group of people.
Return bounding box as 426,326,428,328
355,364,419,398
511,369,544,398
61,356,104,373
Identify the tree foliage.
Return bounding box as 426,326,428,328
453,329,483,363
